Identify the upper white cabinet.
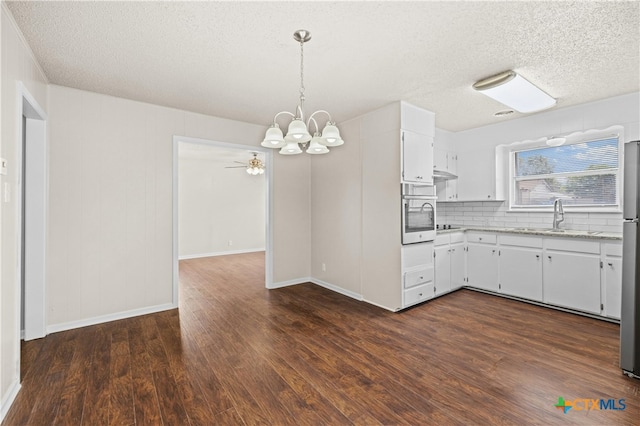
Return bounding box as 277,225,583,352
400,102,435,185
400,101,435,136
402,130,433,185
456,148,501,201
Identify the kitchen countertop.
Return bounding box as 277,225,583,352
436,226,622,240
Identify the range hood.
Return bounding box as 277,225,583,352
433,169,458,181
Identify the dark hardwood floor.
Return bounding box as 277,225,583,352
3,251,639,425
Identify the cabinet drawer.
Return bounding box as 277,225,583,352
404,283,434,307
434,234,450,246
604,242,622,257
404,266,434,289
450,232,465,244
500,235,543,248
402,243,434,269
466,232,497,244
545,238,600,254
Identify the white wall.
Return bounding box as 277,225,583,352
438,93,640,232
1,3,49,418
46,84,311,330
178,152,265,258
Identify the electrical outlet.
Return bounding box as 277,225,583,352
322,263,326,272
228,240,233,246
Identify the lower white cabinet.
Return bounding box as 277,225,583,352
461,232,622,320
499,236,543,302
434,232,465,296
466,233,499,292
543,239,602,315
401,242,434,308
603,243,622,319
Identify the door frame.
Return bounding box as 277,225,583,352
171,135,273,305
16,81,48,342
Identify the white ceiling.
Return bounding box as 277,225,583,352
6,1,640,132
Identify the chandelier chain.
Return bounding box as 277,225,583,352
299,39,305,113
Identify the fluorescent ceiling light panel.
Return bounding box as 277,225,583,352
473,71,556,113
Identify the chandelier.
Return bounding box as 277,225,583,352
261,30,343,155
246,153,265,175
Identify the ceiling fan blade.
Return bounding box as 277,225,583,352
224,166,246,169
234,161,246,165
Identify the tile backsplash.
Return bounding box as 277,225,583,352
437,201,622,234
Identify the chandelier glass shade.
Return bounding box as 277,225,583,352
261,30,343,155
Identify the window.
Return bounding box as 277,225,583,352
511,136,620,209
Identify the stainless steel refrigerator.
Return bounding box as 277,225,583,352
621,140,640,379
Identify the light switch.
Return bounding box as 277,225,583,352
0,158,7,176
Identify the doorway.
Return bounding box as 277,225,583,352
18,83,48,342
172,136,273,305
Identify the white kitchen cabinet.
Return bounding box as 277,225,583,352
402,242,435,308
436,180,458,201
450,238,465,289
402,130,433,185
543,239,601,315
456,148,501,201
500,248,543,302
434,244,451,296
433,147,448,172
466,232,499,292
603,243,622,319
434,232,465,296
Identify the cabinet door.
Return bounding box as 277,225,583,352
604,257,622,319
450,242,465,289
434,245,451,296
466,243,499,292
402,131,433,185
543,251,601,314
433,147,447,171
499,247,543,301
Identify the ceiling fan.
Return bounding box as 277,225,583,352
225,152,265,175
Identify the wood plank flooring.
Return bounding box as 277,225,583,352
3,251,640,425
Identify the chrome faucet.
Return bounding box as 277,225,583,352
553,198,565,230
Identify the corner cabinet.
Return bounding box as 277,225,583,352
401,130,433,185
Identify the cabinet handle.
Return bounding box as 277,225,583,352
548,255,552,261
492,249,496,254
418,293,423,297
608,262,613,267
419,276,424,280
451,248,455,252
536,255,540,259
479,237,483,241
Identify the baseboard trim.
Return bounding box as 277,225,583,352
0,380,21,423
47,302,177,334
268,277,311,289
310,278,363,301
179,248,265,260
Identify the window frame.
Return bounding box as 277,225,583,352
506,126,624,213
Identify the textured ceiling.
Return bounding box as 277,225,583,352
6,1,640,132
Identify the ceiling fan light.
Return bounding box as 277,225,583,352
261,124,285,148
279,141,303,155
473,70,556,113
